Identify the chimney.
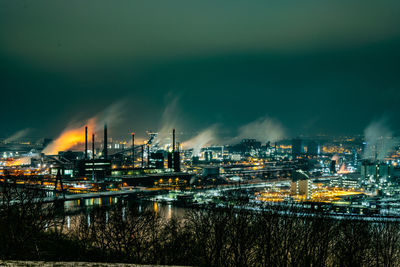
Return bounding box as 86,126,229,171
92,134,95,159
85,126,88,159
131,132,135,165
172,128,176,153
141,145,144,168
147,144,150,167
103,124,108,160
92,133,95,181
172,130,180,172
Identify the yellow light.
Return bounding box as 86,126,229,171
154,202,158,212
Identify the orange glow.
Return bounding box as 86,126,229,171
323,146,350,154
154,202,158,212
42,118,96,154
6,157,31,166
256,186,363,203
337,164,350,174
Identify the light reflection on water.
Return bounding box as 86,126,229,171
61,196,187,223
167,204,172,220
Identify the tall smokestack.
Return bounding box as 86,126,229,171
92,133,95,181
141,145,144,168
92,134,95,159
172,128,176,153
103,124,108,160
85,126,88,160
172,129,180,172
131,132,135,165
147,144,150,167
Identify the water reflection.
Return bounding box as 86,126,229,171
166,204,172,220
122,206,126,221
153,202,158,213
57,196,187,234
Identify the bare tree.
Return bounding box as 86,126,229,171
0,182,60,260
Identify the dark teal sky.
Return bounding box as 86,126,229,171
1,0,400,139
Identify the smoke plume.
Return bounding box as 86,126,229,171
42,118,96,155
363,118,397,160
182,125,218,156
156,96,183,147
4,129,31,143
236,117,285,143
94,101,126,132
42,102,125,155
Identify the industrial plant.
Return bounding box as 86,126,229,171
1,123,400,219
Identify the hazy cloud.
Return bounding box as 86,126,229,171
237,117,285,143
4,128,31,143
182,125,219,156
363,117,398,160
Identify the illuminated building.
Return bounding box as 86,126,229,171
329,175,360,188
291,179,312,199
204,151,212,161
150,152,164,169
77,159,112,179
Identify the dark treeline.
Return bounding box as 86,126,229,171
1,186,400,266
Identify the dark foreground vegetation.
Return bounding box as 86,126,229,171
1,185,400,266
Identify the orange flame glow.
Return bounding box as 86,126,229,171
337,163,350,174
42,118,96,155
6,157,32,166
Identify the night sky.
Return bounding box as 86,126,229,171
1,0,400,140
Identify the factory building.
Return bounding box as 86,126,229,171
329,175,360,188
202,167,220,178
330,160,337,174
110,167,193,187
149,152,164,169
75,124,111,180
361,160,393,181
307,141,320,156
292,138,304,157
291,179,312,199
77,159,111,179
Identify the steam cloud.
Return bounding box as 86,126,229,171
331,154,339,161
236,117,285,143
5,129,31,143
156,96,183,147
182,125,218,156
94,101,126,132
154,96,218,153
363,118,397,160
42,102,125,155
42,118,96,155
